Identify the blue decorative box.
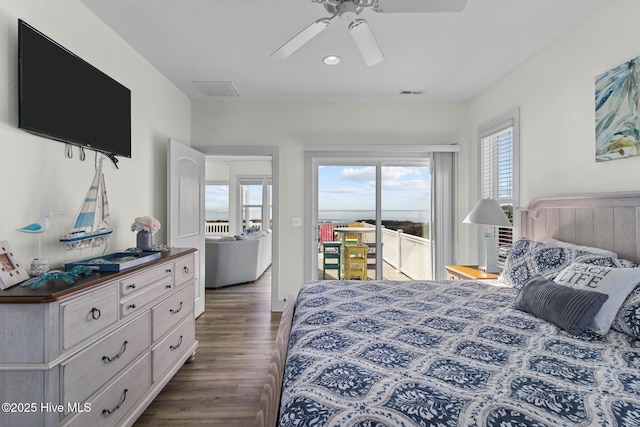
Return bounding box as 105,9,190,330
64,251,162,272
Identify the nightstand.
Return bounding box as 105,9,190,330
445,265,499,280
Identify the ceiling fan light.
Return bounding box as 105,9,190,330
323,55,341,65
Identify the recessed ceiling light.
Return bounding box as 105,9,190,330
323,55,341,65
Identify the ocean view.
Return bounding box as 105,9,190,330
206,209,430,223
318,210,429,223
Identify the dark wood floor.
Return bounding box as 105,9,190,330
134,269,280,426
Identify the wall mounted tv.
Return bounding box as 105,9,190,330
18,19,131,158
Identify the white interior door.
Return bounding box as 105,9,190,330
168,138,205,317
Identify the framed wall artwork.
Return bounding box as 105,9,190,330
595,55,640,162
0,240,28,289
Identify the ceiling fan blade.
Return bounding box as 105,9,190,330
372,0,468,13
272,17,335,60
349,19,383,67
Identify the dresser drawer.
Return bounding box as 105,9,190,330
174,253,195,287
61,283,119,351
152,284,194,342
63,353,151,427
120,261,173,296
120,275,173,318
61,312,150,410
152,315,195,382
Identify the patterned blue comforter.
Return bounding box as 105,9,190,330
278,279,640,426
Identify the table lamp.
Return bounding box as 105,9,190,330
463,198,512,273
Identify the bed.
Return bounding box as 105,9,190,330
257,192,640,427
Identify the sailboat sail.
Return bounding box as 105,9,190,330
60,159,113,250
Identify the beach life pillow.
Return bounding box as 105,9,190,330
499,238,635,290
554,263,640,334
513,276,609,335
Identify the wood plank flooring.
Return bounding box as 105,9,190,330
134,269,280,426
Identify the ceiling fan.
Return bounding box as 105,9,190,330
272,0,469,67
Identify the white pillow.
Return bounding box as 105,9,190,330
554,263,640,334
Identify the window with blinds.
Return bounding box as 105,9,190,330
480,125,514,267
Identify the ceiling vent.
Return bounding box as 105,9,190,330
400,90,424,95
193,81,239,97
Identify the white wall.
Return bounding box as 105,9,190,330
0,0,191,268
192,100,466,300
460,0,640,263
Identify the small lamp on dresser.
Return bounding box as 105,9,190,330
463,198,512,273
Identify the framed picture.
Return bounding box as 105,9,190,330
595,55,640,162
0,240,29,290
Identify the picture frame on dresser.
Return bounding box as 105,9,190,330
0,240,28,289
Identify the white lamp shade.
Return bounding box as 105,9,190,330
463,198,512,227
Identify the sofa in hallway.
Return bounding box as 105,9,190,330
205,230,272,288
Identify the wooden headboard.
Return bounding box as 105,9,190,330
520,192,640,263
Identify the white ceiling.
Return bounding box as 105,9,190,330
80,0,608,102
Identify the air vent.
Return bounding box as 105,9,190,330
400,90,424,95
193,81,239,97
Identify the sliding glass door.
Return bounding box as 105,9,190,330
380,165,431,280
316,161,431,281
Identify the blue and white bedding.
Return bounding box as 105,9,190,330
278,279,640,426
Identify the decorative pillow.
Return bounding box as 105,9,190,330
536,237,618,258
513,275,609,335
499,238,636,289
611,284,640,339
554,263,640,334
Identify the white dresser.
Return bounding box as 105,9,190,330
0,248,198,427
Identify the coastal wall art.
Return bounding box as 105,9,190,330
595,55,640,162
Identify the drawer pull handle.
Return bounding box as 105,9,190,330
183,266,190,274
102,340,128,363
170,302,183,315
166,284,172,289
170,335,183,351
128,304,136,309
90,307,101,320
165,268,173,273
128,284,136,289
102,388,128,416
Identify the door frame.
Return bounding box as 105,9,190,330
195,145,282,311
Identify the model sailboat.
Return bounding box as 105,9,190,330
60,158,112,250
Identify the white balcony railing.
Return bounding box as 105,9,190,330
381,229,432,280
206,222,230,234
205,221,262,235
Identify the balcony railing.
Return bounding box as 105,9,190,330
206,222,231,234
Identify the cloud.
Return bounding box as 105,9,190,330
382,179,429,190
341,166,376,185
381,167,423,180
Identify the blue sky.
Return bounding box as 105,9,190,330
205,184,229,214
318,165,430,212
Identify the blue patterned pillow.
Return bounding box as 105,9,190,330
612,284,640,339
499,238,637,289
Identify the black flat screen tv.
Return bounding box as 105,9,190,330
18,20,131,158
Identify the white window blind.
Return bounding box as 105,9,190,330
480,125,514,266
